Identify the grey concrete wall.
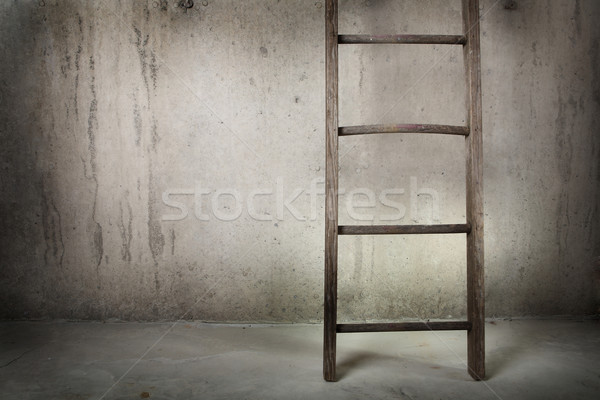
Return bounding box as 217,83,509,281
0,0,598,322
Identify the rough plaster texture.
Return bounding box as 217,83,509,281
0,0,598,322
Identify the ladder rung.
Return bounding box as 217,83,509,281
338,224,471,235
338,34,466,45
337,321,472,333
339,124,469,136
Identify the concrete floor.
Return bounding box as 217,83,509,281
0,319,598,399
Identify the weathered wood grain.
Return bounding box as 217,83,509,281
338,224,471,235
463,0,485,381
323,0,338,383
338,34,466,45
339,123,469,136
337,321,471,333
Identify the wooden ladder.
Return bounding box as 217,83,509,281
324,0,485,381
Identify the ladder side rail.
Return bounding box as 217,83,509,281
463,0,485,381
324,0,339,383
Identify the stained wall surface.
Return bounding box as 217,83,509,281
0,0,598,321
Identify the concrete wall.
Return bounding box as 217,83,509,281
0,0,598,322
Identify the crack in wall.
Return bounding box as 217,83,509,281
86,53,103,273
554,89,575,269
118,196,133,262
131,18,165,305
41,183,64,269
